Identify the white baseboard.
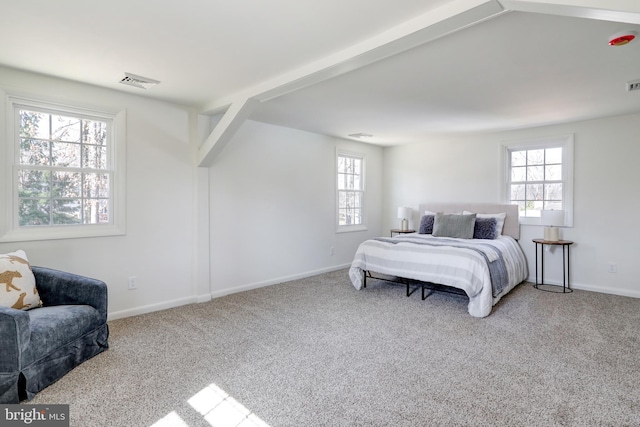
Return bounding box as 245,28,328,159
570,283,640,299
526,276,640,299
209,263,351,299
107,264,351,321
107,295,197,321
196,294,212,303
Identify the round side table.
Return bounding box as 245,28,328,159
532,239,574,293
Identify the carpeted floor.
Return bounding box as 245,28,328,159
28,269,640,426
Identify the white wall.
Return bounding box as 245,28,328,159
4,65,636,319
383,112,640,297
0,69,383,319
208,120,383,296
0,66,198,319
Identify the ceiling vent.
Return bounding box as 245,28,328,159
119,72,160,89
627,79,640,92
348,133,373,139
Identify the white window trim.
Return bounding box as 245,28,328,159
336,149,367,233
0,93,126,242
501,134,574,227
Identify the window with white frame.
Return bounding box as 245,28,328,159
337,151,366,231
504,134,574,226
1,96,126,242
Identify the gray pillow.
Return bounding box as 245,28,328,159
432,213,476,239
418,215,434,234
473,217,498,239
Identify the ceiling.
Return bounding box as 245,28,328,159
252,10,640,144
0,0,452,105
1,1,640,147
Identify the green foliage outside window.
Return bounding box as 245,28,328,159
17,109,110,227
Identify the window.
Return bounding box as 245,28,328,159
1,96,126,242
337,151,366,231
503,135,573,226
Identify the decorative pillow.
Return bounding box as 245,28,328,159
464,211,506,235
418,215,435,234
432,213,477,239
0,250,42,310
473,217,498,239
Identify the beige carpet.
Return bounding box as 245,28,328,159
28,269,640,426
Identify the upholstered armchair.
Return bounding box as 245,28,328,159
0,267,109,403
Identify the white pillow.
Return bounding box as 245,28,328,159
463,211,506,235
0,250,42,310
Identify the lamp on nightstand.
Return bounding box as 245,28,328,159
541,209,564,241
397,207,412,231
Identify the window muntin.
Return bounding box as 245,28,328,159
504,135,573,226
509,147,563,216
1,95,125,243
337,152,365,230
16,107,112,227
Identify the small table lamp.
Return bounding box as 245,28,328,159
541,210,564,241
397,207,412,231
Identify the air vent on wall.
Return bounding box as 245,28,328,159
627,79,640,92
119,72,160,89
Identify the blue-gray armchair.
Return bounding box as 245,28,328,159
0,267,109,403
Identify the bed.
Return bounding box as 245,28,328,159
348,203,528,317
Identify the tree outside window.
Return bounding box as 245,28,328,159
509,147,563,218
17,108,111,227
337,153,365,229
504,134,573,227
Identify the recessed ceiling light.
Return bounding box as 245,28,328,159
119,72,160,89
348,133,373,139
608,31,637,46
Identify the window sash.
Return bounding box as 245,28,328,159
15,106,114,228
508,147,564,216
15,165,113,226
1,94,126,242
503,135,574,227
336,152,366,231
338,189,364,226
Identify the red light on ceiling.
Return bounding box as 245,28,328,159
609,33,636,46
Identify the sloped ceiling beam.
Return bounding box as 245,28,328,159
501,0,640,24
197,0,506,166
197,0,640,167
197,98,258,166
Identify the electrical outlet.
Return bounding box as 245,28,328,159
330,246,335,256
607,263,617,273
128,276,138,290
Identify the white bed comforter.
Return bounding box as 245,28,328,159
348,234,528,317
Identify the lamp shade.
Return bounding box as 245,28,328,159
541,210,564,227
397,207,411,219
